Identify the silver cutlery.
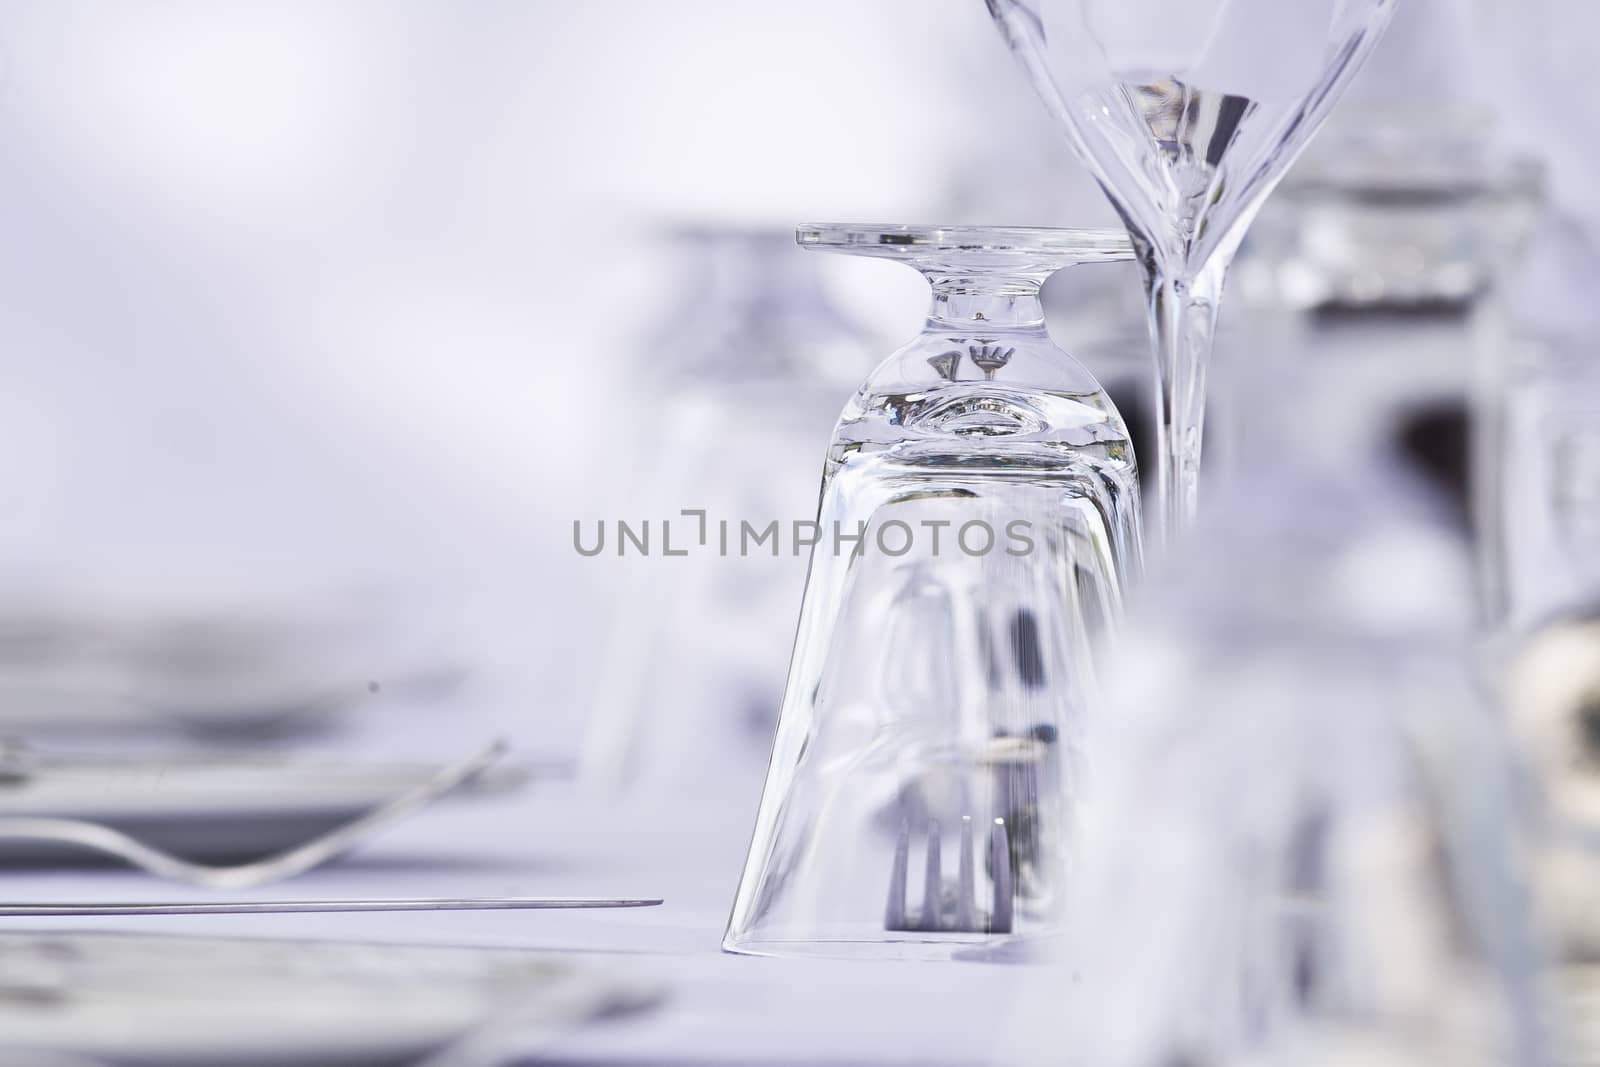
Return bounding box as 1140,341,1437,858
0,897,661,916
886,814,1013,935
0,738,510,888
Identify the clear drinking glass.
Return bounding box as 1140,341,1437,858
986,0,1397,538
724,225,1142,959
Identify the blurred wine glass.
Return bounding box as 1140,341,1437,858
581,225,872,792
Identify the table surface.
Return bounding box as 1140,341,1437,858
0,317,1479,1064
0,757,1045,1066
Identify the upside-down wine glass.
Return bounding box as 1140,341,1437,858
986,0,1397,539
724,225,1141,959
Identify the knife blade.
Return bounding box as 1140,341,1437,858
0,897,662,916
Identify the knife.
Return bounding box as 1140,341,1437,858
0,897,662,916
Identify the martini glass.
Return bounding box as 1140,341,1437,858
987,0,1397,538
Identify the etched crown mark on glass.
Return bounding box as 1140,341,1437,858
724,226,1142,959
987,0,1396,537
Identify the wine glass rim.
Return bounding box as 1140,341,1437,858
796,224,1134,263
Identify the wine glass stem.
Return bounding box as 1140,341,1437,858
1144,260,1225,541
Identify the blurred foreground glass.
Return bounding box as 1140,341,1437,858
581,227,870,790
1506,610,1600,1067
1010,368,1546,1066
1507,612,1600,950
724,225,1141,959
986,0,1395,537
1043,602,1545,1067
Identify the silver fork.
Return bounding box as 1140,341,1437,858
885,814,1014,935
0,739,508,889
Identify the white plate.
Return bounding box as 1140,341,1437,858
0,932,658,1066
0,753,535,862
0,601,464,739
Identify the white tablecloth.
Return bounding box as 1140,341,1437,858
0,759,1041,1065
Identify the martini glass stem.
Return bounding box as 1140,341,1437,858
1145,258,1225,539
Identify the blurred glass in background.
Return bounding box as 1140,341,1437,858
1237,0,1539,315
1227,0,1562,632
1492,332,1600,631
580,226,871,793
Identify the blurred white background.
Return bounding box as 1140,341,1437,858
0,1,1117,756
0,0,1591,758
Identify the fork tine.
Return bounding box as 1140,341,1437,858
920,821,942,932
989,817,1013,934
886,813,1020,936
885,822,910,930
957,816,976,931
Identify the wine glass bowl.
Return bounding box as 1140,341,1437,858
986,0,1398,535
